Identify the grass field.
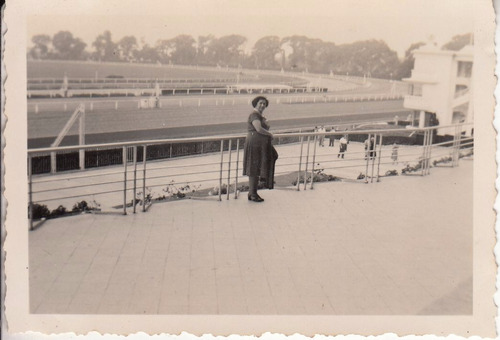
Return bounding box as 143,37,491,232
27,60,298,84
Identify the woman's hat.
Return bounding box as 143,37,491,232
252,96,269,108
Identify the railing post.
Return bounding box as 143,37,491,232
428,129,432,172
303,136,311,190
364,134,371,183
142,145,147,212
451,126,457,167
424,130,429,175
234,139,240,199
427,130,434,175
453,124,462,167
28,156,34,231
123,146,128,215
370,134,377,183
421,130,428,176
426,129,431,174
376,134,383,182
310,135,318,190
296,135,305,191
226,139,232,200
219,140,224,201
133,146,138,213
50,152,56,174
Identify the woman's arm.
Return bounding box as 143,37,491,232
251,119,273,138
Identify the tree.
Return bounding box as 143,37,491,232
333,40,400,78
196,35,215,65
252,36,282,69
168,35,197,65
30,34,51,59
281,35,310,71
136,43,159,63
155,39,172,64
92,30,118,62
304,38,325,73
442,33,473,51
206,35,247,67
314,42,337,74
395,42,426,80
117,36,138,62
52,31,87,60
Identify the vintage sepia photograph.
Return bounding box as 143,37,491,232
2,0,497,337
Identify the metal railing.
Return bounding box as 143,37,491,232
27,123,473,230
27,92,404,114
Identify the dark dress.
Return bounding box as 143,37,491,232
243,111,278,189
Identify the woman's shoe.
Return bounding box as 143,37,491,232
248,194,264,202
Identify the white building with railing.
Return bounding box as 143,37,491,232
403,44,473,136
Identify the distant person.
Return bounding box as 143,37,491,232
364,138,370,160
368,136,377,159
318,126,326,147
391,143,399,164
243,96,278,202
338,136,348,158
328,127,336,147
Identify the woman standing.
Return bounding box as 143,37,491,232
243,96,278,202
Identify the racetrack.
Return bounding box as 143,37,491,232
28,99,410,148
27,61,410,148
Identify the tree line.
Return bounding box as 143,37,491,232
29,30,473,80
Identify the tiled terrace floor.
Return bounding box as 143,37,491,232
29,159,472,315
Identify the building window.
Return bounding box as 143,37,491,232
455,85,468,97
409,84,423,96
457,61,472,78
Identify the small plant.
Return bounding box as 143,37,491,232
50,205,67,217
292,169,341,185
357,173,365,180
163,181,190,198
31,203,51,220
72,200,88,212
72,199,101,213
134,182,202,202
433,156,452,166
385,169,398,176
237,184,250,193
209,184,228,196
401,161,423,174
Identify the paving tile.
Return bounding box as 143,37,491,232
158,303,189,314
188,296,218,314
245,296,277,314
189,282,217,298
216,277,245,297
217,294,248,314
126,297,160,314
67,290,104,306
34,302,70,314
104,281,136,296
66,303,100,314
29,160,473,315
97,302,130,314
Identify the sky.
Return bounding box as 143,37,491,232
26,0,475,58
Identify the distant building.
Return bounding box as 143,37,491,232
403,44,473,136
